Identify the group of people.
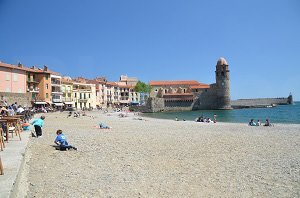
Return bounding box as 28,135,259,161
249,119,271,126
195,114,217,123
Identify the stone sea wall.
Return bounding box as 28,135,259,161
231,97,292,109
0,92,32,107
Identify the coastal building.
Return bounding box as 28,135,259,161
145,57,231,112
27,66,52,105
50,74,63,108
0,62,53,106
61,77,75,108
117,75,140,105
106,82,119,107
0,62,27,94
87,77,107,108
73,78,97,109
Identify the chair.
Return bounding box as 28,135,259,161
0,128,5,151
0,156,4,175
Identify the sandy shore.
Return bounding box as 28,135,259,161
16,111,300,197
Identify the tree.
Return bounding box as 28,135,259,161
134,81,151,93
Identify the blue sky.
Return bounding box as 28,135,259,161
0,0,299,100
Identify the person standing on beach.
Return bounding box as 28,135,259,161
213,114,217,123
31,115,45,137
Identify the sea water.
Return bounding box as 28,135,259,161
143,101,300,124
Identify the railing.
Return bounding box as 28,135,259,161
120,97,129,100
51,80,61,85
78,99,88,103
52,98,63,102
27,79,39,83
62,98,74,102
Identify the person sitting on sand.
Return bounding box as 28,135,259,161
99,123,111,129
257,120,261,126
249,119,256,126
54,130,77,151
264,119,271,126
67,111,72,118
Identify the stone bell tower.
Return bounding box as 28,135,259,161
215,57,231,109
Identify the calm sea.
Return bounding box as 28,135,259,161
143,101,300,124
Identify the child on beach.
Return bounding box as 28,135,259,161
54,130,77,151
31,115,45,137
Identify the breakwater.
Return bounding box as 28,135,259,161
231,95,293,109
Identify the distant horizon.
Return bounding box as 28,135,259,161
1,0,299,100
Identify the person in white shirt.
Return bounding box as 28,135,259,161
16,106,25,114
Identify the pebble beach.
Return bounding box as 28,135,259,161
15,111,300,197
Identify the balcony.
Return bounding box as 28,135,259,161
78,99,88,103
62,97,74,102
27,87,39,93
27,79,39,84
120,96,129,100
52,98,62,103
51,80,61,85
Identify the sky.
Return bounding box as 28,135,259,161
0,0,299,100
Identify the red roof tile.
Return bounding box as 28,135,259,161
149,80,209,88
190,85,210,89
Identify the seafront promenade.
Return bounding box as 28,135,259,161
2,111,300,197
0,127,30,198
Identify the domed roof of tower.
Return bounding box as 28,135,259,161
217,57,228,66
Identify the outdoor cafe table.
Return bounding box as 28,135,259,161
0,117,22,142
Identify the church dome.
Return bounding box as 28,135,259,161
217,57,228,66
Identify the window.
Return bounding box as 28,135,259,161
75,93,77,98
221,72,225,77
165,89,167,93
46,93,49,98
13,74,18,81
18,88,22,93
46,75,49,80
6,74,10,81
28,74,30,81
89,94,91,98
6,87,10,92
46,84,48,89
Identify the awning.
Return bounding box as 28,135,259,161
64,102,74,105
54,103,64,106
34,101,47,104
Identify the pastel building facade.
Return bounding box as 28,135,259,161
27,66,52,104
0,62,27,93
73,80,96,109
61,77,75,108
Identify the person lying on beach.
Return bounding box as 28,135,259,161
54,130,77,151
133,117,147,121
99,123,112,129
